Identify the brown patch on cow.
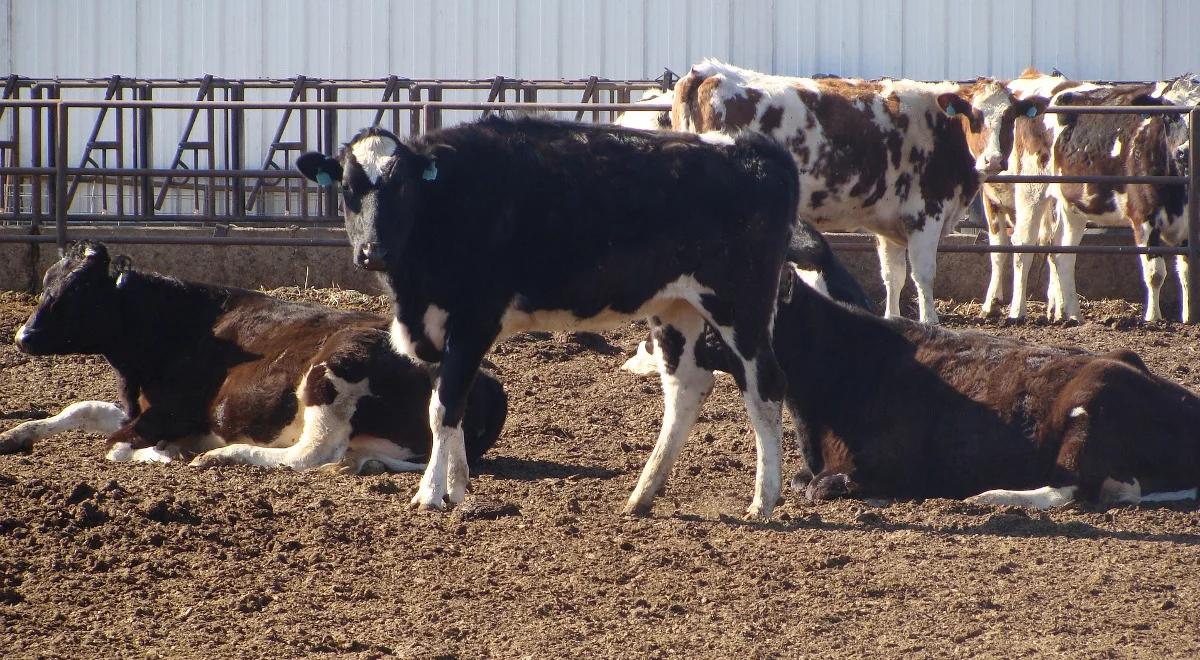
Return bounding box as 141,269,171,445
789,81,891,206
759,105,785,133
723,88,763,130
303,364,338,407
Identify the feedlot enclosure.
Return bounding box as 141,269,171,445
0,75,1197,319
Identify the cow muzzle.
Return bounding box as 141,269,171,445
354,242,388,271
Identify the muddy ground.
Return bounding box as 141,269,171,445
1,289,1199,659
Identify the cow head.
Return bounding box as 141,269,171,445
15,241,126,356
298,127,450,272
938,79,1049,177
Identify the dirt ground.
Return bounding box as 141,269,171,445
2,288,1199,659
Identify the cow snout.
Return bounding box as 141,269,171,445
13,324,36,354
978,154,1007,175
354,243,388,271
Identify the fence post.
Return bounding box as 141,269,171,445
1188,106,1200,324
54,102,68,252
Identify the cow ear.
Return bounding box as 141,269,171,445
1017,96,1050,119
297,152,343,186
937,93,981,130
418,144,456,183
110,255,133,280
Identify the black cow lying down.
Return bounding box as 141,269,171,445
298,116,799,518
633,265,1200,508
0,242,507,473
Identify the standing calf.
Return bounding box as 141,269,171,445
298,116,799,518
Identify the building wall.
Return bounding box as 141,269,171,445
3,0,1198,167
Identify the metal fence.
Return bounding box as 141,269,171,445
0,76,1197,320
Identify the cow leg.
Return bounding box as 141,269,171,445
981,212,1011,317
413,326,496,511
875,237,907,320
1049,205,1087,322
694,310,786,520
1176,255,1191,323
907,220,943,324
1139,252,1168,322
966,485,1078,509
625,308,714,516
190,363,367,470
1008,194,1045,320
0,401,126,453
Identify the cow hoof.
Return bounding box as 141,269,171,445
623,501,653,517
189,453,228,468
357,459,387,476
806,473,852,501
0,432,34,454
744,498,774,521
788,469,815,493
410,491,447,512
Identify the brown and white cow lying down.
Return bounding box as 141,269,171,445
628,266,1200,508
0,242,507,473
671,59,1048,323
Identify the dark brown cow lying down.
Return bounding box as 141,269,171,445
633,265,1200,508
0,242,507,473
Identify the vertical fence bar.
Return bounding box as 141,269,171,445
31,89,43,232
1188,107,1200,324
54,103,68,251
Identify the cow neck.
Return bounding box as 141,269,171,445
105,271,231,372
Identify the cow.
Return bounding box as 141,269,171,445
972,68,1085,319
613,88,674,130
1049,84,1192,322
0,242,507,474
296,116,799,519
670,59,1049,324
630,263,1200,507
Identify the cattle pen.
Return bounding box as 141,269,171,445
0,74,1197,318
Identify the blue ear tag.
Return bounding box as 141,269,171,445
945,105,957,117
316,171,333,187
1026,105,1038,117
422,161,439,181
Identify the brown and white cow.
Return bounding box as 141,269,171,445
628,264,1200,507
973,68,1094,320
1049,84,1191,322
0,242,507,472
671,59,1047,323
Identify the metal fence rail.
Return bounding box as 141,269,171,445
0,91,1197,320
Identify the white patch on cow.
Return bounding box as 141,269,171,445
499,275,716,338
792,265,830,298
1110,137,1123,158
698,131,735,146
614,89,674,131
967,485,1078,509
1100,477,1142,505
620,340,660,375
390,316,423,362
351,135,399,184
105,441,180,463
423,304,449,352
1069,406,1087,418
0,400,126,453
1140,488,1198,503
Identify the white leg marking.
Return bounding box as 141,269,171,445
620,340,661,376
967,485,1078,509
1140,253,1167,322
981,221,1011,316
1176,255,1191,323
907,222,945,324
412,391,468,510
1140,488,1198,503
0,401,126,453
625,316,715,515
876,238,907,320
190,368,366,470
1099,477,1142,505
739,358,784,519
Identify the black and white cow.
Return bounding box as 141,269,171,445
298,116,799,518
0,242,507,472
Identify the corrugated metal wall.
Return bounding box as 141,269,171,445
3,0,1199,171
7,0,1199,81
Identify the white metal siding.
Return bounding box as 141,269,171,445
3,0,1199,169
